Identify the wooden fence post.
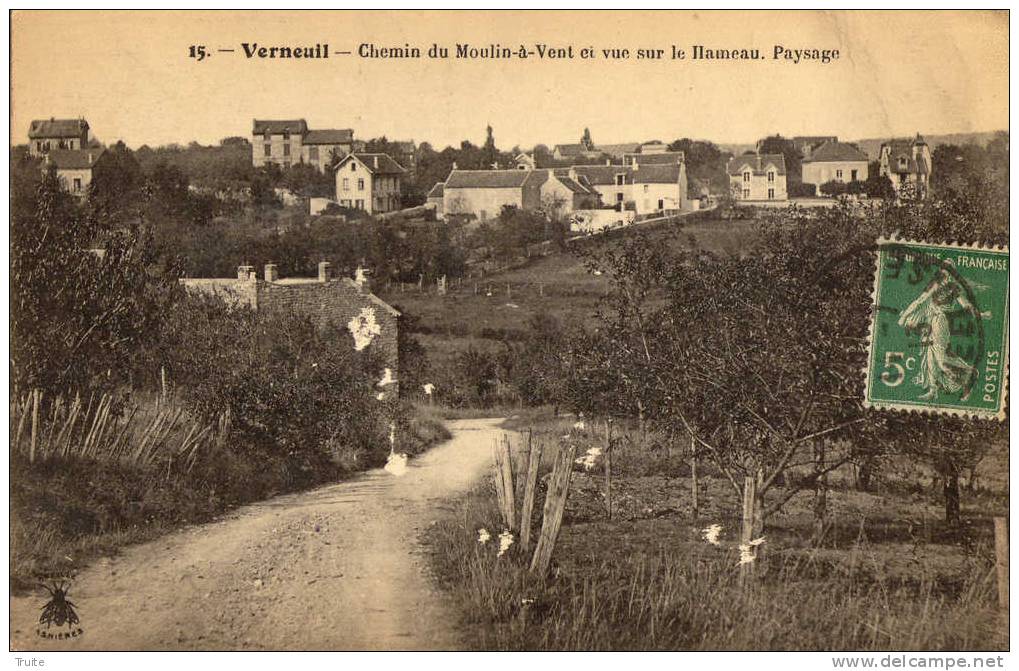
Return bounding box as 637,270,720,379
520,431,542,552
499,435,517,530
530,442,577,575
690,435,699,520
29,389,41,464
994,517,1008,613
739,475,757,586
604,420,613,519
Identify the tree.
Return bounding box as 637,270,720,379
757,135,802,184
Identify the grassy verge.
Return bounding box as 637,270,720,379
426,426,1008,651
10,402,450,592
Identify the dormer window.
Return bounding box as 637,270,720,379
615,174,625,186
283,129,291,141
743,171,751,182
767,171,775,183
898,157,907,170
264,130,271,142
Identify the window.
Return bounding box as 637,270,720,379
342,178,350,190
836,169,843,180
615,174,625,186
36,142,42,152
355,199,364,210
767,171,775,183
616,192,624,202
283,143,290,157
898,157,907,169
309,146,319,161
742,188,750,199
72,178,82,192
283,130,290,141
851,169,858,181
658,199,664,210
264,144,271,157
263,130,270,142
357,178,365,191
341,199,350,207
743,171,751,182
350,162,357,172
768,188,775,200
643,184,649,193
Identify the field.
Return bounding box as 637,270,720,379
426,414,1009,650
379,215,763,374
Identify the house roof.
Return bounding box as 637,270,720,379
792,135,837,148
426,182,444,198
633,164,683,184
554,143,597,157
445,169,535,188
304,129,354,144
392,141,416,153
45,148,105,170
549,171,596,194
727,153,787,176
339,153,406,174
802,141,868,163
29,118,88,139
252,119,309,135
571,165,633,186
624,151,685,165
597,143,640,158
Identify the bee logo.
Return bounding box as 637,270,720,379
36,580,84,639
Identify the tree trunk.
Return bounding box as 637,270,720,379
856,456,875,492
812,440,829,546
689,435,699,520
944,464,961,526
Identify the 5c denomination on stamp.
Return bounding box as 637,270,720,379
865,238,1009,420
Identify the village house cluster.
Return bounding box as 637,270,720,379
25,116,933,212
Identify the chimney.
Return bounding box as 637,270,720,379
318,261,331,283
237,264,253,280
568,167,578,181
605,158,611,166
373,156,379,169
354,265,368,289
452,161,458,170
264,263,278,282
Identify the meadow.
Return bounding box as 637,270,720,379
426,414,1009,650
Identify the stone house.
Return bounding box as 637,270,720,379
303,129,356,171
181,262,400,394
879,134,932,198
727,154,788,201
334,153,406,214
442,169,547,221
28,118,90,156
801,141,869,188
426,182,445,218
252,119,356,171
573,156,688,215
43,148,107,198
622,151,685,166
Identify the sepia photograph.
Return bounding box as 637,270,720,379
7,8,1011,661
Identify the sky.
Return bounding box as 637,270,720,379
10,10,1009,151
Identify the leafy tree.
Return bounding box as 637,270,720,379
757,134,802,184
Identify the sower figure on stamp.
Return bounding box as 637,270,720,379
897,261,991,402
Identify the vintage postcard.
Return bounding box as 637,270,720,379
7,8,1011,663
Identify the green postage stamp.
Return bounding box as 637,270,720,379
865,238,1009,420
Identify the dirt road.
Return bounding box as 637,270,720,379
10,418,504,651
